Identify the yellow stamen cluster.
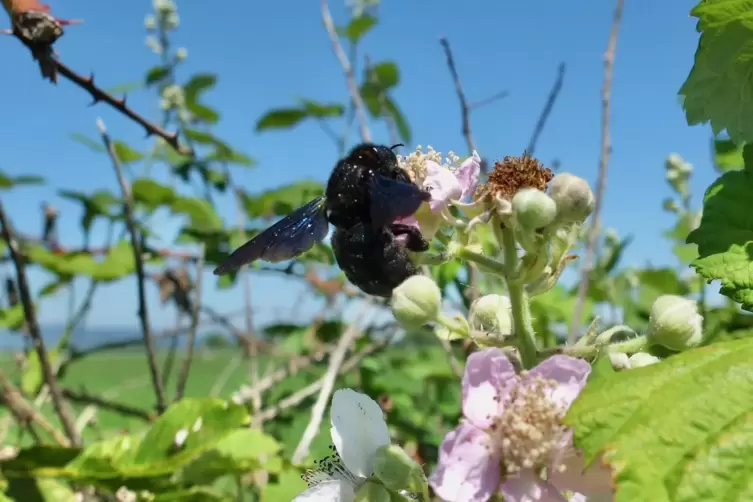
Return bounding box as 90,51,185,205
398,145,462,185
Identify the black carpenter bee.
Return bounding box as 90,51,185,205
213,143,431,297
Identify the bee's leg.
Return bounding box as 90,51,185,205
389,223,430,252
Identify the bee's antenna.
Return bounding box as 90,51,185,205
390,143,405,151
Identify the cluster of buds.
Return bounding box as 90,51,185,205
389,147,595,360
664,153,693,201
145,0,184,58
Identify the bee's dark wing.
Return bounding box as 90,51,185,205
369,177,431,228
213,196,329,275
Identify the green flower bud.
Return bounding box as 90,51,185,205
647,295,703,351
629,352,660,368
512,188,557,229
468,294,513,342
354,480,391,502
144,15,156,30
665,153,685,172
662,198,680,213
608,352,631,371
175,47,188,61
373,445,428,495
391,276,441,328
548,172,595,223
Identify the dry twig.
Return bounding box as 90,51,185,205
97,118,167,413
526,62,566,156
568,0,625,343
0,202,80,446
321,0,372,143
291,304,372,463
174,245,206,401
62,388,154,421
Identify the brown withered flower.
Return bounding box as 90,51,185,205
476,152,553,201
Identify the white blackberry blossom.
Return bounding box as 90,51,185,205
294,389,417,501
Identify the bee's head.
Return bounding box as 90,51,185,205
347,143,399,169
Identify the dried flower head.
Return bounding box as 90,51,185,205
477,153,553,201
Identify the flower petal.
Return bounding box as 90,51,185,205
424,161,463,212
293,479,356,502
499,470,569,502
462,347,517,428
330,389,390,478
549,444,615,497
528,355,591,410
429,423,500,502
455,151,481,199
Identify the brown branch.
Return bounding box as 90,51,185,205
0,369,69,446
0,204,80,446
97,118,167,413
61,388,154,421
321,0,372,143
439,37,477,156
174,246,206,402
568,0,625,343
526,62,566,156
468,90,510,110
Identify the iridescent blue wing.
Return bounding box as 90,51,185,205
369,177,430,228
213,196,329,275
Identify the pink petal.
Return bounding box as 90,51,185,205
429,423,500,502
455,151,481,199
425,161,463,212
549,446,615,497
499,470,569,502
527,355,590,410
462,348,517,429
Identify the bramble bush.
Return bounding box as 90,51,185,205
1,0,753,501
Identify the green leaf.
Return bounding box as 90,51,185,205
242,181,325,218
0,304,25,330
260,468,308,502
131,178,176,211
382,97,411,143
113,142,144,165
146,65,171,85
687,165,753,310
70,133,104,153
679,1,753,143
565,337,753,501
128,398,249,468
107,81,143,95
337,14,377,43
714,138,745,171
369,61,399,89
255,108,308,131
177,428,281,484
171,196,223,231
0,170,44,190
300,99,345,119
27,241,136,281
184,73,217,103
58,189,120,231
21,349,60,396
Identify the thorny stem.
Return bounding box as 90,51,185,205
500,228,538,369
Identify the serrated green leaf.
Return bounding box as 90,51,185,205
255,108,308,131
0,304,25,329
337,14,377,43
687,165,753,310
565,337,753,501
714,138,745,171
369,61,399,89
679,0,753,143
128,398,249,467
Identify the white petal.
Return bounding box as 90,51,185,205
330,389,390,478
424,161,463,212
293,479,356,502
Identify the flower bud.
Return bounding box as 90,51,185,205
354,480,391,502
391,276,441,328
175,47,188,61
608,352,631,371
647,295,703,351
512,188,557,229
665,153,685,172
374,445,427,495
144,15,156,30
468,294,513,339
548,173,595,223
629,352,660,368
662,198,680,213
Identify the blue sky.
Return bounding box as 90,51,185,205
0,0,714,332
